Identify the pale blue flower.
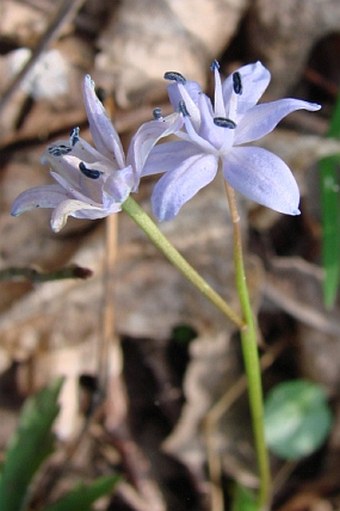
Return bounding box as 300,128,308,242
11,75,181,232
141,61,321,221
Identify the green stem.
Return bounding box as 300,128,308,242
122,196,244,330
224,183,271,510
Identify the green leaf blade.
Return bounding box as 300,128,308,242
320,156,340,308
319,92,340,308
42,475,120,511
0,378,63,511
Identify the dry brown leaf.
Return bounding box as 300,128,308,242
163,329,260,488
264,256,340,394
247,0,340,96
95,0,249,107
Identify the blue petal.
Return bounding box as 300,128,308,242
51,199,108,232
168,80,202,128
222,62,271,117
103,165,135,205
127,113,183,181
142,140,199,176
83,75,125,168
11,184,66,216
198,94,232,150
223,146,300,215
234,98,321,145
151,153,218,221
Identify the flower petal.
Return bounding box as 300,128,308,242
11,184,66,216
83,75,125,168
151,153,218,221
50,199,109,232
127,113,183,181
198,93,233,151
142,140,199,176
223,146,300,215
222,62,271,117
103,165,135,206
234,98,321,145
168,80,202,128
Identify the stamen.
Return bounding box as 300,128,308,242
69,127,80,146
153,107,163,120
48,144,72,157
178,100,190,117
164,71,186,84
210,59,220,72
212,60,226,118
213,117,237,129
79,162,102,179
232,72,242,95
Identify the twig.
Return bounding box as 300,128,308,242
0,0,86,115
0,264,92,282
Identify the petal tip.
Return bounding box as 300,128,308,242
292,208,301,216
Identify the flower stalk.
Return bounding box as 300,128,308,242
122,196,245,330
224,181,271,509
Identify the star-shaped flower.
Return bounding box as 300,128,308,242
11,75,181,232
141,61,321,221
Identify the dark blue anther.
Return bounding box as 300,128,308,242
164,71,186,84
210,60,220,72
70,127,80,146
213,117,237,129
232,72,242,95
79,162,102,179
48,144,72,157
178,100,190,117
153,107,163,120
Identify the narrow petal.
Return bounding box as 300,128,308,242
151,153,218,221
168,80,202,129
42,136,104,165
83,75,125,168
223,146,300,215
127,113,183,180
222,62,271,117
212,63,226,117
234,98,321,145
142,140,199,176
51,199,108,232
11,184,66,216
50,169,101,205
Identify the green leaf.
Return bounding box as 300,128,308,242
231,483,257,511
42,475,120,511
320,156,340,308
264,380,332,460
0,378,63,511
319,92,340,308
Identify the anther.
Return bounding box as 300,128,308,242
210,60,220,72
79,162,102,179
213,117,237,129
48,145,72,157
178,100,190,117
153,107,163,120
232,72,242,95
70,127,80,146
164,71,186,84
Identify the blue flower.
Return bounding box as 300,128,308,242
141,61,321,221
11,75,181,232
